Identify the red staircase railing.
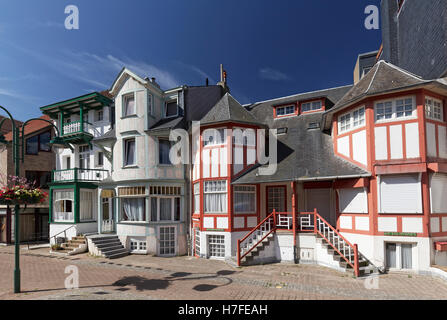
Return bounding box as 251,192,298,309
312,209,360,277
237,210,276,266
236,208,360,276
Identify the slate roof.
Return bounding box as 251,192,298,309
201,93,263,126
148,117,185,132
233,85,369,184
330,60,427,113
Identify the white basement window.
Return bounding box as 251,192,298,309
130,238,147,254
378,174,422,213
207,234,225,258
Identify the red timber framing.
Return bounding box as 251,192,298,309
193,122,262,233
332,88,447,239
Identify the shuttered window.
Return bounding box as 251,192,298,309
379,174,422,213
430,173,447,213
338,188,368,213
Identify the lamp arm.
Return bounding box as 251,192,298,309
0,106,19,176
20,118,61,163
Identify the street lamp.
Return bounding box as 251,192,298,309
0,108,64,293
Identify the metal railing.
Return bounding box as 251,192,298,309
101,219,115,233
62,120,92,136
236,209,360,276
52,168,110,182
50,224,76,245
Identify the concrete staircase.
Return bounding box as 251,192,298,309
88,235,128,259
52,235,88,255
316,235,379,276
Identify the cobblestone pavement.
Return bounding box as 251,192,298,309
1,246,447,300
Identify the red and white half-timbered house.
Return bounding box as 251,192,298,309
191,61,447,276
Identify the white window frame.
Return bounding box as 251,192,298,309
193,183,200,213
207,234,225,259
95,109,104,122
130,237,147,254
122,92,136,117
385,242,414,270
53,189,74,222
147,92,154,117
120,197,147,223
80,189,95,222
338,106,365,134
425,96,444,121
150,196,181,222
234,185,256,214
375,96,417,123
301,100,323,113
204,180,228,214
96,151,104,167
275,105,296,117
123,138,136,167
203,128,226,147
158,226,177,256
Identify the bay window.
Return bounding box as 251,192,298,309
204,180,227,214
123,93,135,117
234,185,256,214
150,186,181,222
124,138,136,166
121,198,146,221
203,128,226,146
53,189,74,222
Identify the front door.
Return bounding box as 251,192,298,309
101,197,115,233
306,188,335,226
266,186,286,214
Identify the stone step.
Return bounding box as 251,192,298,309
108,251,129,259
103,247,128,257
91,237,120,245
69,239,86,245
96,240,122,249
100,245,125,253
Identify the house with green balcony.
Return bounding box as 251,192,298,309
40,91,115,243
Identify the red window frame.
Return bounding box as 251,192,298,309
299,99,325,114
273,103,298,119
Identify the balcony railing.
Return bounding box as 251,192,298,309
52,168,110,183
62,120,92,136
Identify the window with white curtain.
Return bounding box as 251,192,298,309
150,197,180,221
204,180,227,214
378,174,422,213
193,183,200,213
53,189,74,222
338,188,368,213
386,242,413,270
234,185,256,214
121,198,146,222
80,190,94,221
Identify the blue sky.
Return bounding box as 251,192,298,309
0,0,381,121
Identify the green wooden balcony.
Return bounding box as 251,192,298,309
61,120,93,144
52,168,110,183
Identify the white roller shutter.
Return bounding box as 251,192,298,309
338,188,368,213
306,188,334,225
430,173,447,213
379,174,422,213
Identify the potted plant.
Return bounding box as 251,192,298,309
0,175,48,206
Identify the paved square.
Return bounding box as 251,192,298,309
1,246,447,300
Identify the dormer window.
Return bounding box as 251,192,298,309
274,104,296,118
165,100,178,118
301,100,323,113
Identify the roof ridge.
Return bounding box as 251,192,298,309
365,61,381,94
381,60,426,81
244,84,353,106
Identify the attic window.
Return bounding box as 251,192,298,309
274,105,296,118
165,100,178,118
301,100,323,113
307,122,320,130
276,128,287,135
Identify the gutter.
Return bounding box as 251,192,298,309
296,173,371,182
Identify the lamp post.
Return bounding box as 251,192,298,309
0,108,64,293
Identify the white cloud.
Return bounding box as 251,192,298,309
175,61,216,84
259,67,290,81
